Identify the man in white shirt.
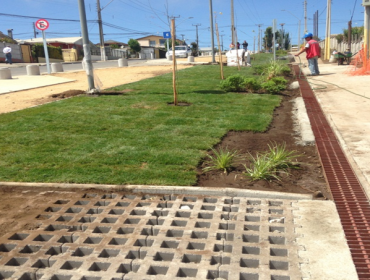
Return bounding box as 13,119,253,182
3,45,12,64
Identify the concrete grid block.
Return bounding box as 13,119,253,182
0,194,304,280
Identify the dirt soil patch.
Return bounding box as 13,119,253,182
0,65,193,114
197,84,330,200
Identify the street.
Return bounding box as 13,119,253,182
0,59,154,76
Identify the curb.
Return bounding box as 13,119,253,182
0,182,313,200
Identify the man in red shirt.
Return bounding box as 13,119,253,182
295,32,321,76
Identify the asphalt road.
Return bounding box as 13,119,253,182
2,59,150,76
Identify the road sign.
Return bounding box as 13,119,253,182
163,32,171,39
35,19,50,31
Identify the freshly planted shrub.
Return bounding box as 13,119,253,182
261,78,287,94
220,75,246,92
253,65,268,75
244,153,279,181
244,142,300,181
243,77,262,93
267,142,300,170
203,147,238,173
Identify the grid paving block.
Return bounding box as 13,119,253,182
0,193,303,280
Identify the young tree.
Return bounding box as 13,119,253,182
128,39,141,54
264,27,274,50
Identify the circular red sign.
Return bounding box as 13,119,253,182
35,19,50,31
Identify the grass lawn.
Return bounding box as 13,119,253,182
0,55,283,185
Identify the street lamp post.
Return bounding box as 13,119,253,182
281,10,301,47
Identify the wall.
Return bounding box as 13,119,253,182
319,39,363,57
0,42,23,63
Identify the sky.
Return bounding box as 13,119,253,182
0,0,366,49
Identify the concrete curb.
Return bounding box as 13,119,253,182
0,182,313,200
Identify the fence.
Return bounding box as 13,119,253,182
319,38,363,56
0,42,23,63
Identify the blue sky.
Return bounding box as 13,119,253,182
0,0,365,48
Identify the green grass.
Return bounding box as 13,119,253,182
0,57,282,185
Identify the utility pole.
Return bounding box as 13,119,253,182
304,0,307,33
220,34,224,51
348,21,352,52
365,3,370,61
97,0,106,61
78,0,96,91
180,34,185,43
231,0,236,50
32,22,37,38
193,24,201,51
324,0,331,60
280,23,285,49
209,0,215,63
257,24,262,52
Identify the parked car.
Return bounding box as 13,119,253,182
166,46,192,58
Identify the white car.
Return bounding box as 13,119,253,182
166,46,192,58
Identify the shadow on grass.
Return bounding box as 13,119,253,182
193,90,225,95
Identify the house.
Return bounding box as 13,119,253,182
101,40,128,48
0,31,24,63
136,35,184,48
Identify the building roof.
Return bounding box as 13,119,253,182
136,35,163,40
16,37,85,45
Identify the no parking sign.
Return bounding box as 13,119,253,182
35,19,50,31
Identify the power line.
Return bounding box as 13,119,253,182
0,12,96,22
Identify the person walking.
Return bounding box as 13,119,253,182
242,40,248,51
295,32,321,76
3,45,12,64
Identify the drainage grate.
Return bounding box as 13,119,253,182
294,65,370,280
0,194,301,280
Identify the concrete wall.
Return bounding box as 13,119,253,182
0,42,23,63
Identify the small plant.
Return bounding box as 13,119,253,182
243,77,262,93
244,153,279,181
203,147,238,173
264,60,287,80
243,142,300,181
267,142,300,170
261,78,287,94
253,65,268,75
220,75,246,92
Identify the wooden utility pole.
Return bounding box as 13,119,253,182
192,24,201,52
171,19,177,105
348,21,352,52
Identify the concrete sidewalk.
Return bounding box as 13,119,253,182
0,75,75,94
293,54,370,199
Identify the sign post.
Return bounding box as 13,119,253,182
163,31,171,57
35,19,51,74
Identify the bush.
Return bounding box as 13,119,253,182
243,77,262,93
220,75,246,92
32,44,63,60
253,65,267,75
261,77,287,94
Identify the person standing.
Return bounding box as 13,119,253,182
237,42,240,49
295,32,321,76
242,40,248,51
3,45,12,64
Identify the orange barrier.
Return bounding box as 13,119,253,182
347,45,370,76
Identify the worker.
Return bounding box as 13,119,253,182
295,32,321,76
